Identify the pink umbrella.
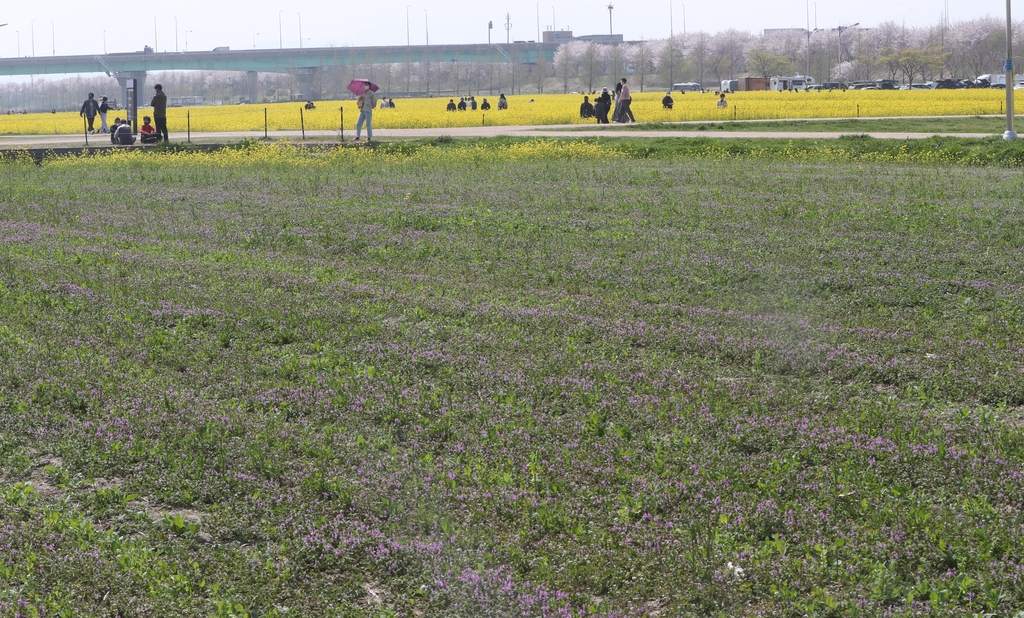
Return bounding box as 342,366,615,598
346,79,379,96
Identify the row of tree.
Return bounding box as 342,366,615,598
2,16,1021,112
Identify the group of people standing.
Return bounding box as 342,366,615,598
79,83,169,144
446,94,505,112
579,78,634,124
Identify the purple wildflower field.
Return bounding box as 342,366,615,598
0,141,1023,617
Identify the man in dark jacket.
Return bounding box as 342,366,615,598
151,84,168,142
580,96,595,119
80,93,100,133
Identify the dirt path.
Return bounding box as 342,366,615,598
0,122,997,149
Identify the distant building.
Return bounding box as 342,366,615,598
574,34,624,44
169,96,204,107
542,30,575,43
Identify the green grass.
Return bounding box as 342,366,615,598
0,140,1023,616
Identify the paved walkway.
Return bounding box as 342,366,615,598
0,122,999,149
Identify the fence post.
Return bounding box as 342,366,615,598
857,104,860,118
83,116,89,146
340,107,345,142
734,106,737,121
300,107,306,140
187,110,191,144
264,108,268,139
482,114,485,126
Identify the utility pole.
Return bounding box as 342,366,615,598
1003,0,1016,139
279,11,283,49
608,3,614,39
505,13,511,44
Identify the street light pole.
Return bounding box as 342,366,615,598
424,9,429,45
50,21,54,56
103,30,106,54
174,17,178,52
406,6,411,46
279,11,283,49
297,13,302,48
608,3,614,39
833,23,858,67
1003,0,1016,139
30,20,35,57
154,16,158,52
536,1,540,41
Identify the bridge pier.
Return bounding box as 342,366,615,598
292,67,319,100
114,71,147,112
246,71,260,104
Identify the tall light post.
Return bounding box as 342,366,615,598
424,9,429,45
154,16,158,52
505,12,511,44
103,30,106,54
669,1,674,86
16,30,20,57
406,6,411,46
279,11,283,49
682,3,686,37
833,22,858,67
536,1,540,41
297,13,303,48
174,17,179,52
30,20,35,57
50,21,54,56
1003,0,1016,139
806,28,821,78
607,3,614,39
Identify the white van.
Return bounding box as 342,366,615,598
672,82,702,92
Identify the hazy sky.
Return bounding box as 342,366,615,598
0,0,1006,58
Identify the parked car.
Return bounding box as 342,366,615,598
930,78,960,89
821,81,846,90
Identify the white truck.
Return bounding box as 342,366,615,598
769,75,816,91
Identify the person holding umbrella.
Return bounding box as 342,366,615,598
347,79,378,142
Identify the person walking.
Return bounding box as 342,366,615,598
616,78,634,123
151,84,169,142
98,96,111,134
80,93,100,133
354,81,377,142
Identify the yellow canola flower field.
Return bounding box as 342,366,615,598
0,89,1014,135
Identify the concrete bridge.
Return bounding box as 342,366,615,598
0,43,559,103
